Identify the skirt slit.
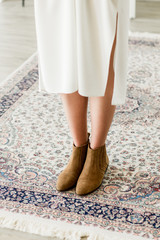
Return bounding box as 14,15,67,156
33,0,129,105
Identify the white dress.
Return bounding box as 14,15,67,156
34,0,130,105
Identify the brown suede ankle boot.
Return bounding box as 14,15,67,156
56,132,90,191
76,141,109,195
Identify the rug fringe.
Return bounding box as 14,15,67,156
0,209,152,240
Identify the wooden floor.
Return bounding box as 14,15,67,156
0,0,160,239
130,0,160,33
0,0,37,84
0,227,60,240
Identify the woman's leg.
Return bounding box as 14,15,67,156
57,92,89,191
89,14,118,149
75,15,118,195
59,92,88,147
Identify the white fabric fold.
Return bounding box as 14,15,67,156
34,0,129,105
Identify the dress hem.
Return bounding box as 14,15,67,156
38,87,126,105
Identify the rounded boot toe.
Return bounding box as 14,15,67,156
56,172,77,191
76,180,99,195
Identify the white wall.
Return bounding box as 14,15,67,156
130,0,136,19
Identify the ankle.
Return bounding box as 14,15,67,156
73,133,89,147
90,142,105,150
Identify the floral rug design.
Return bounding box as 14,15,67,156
0,33,160,240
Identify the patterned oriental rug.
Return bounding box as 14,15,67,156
0,32,160,240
